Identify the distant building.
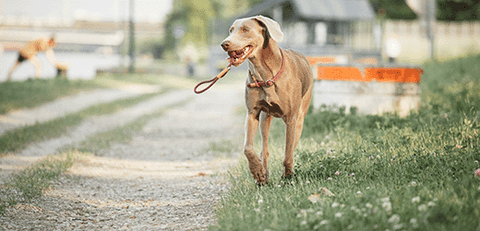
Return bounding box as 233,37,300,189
209,0,382,73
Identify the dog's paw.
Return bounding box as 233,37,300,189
251,169,268,185
284,167,294,179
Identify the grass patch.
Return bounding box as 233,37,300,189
213,54,480,230
0,92,162,155
0,151,87,215
205,139,243,158
0,78,100,115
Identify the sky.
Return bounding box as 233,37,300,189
2,0,174,23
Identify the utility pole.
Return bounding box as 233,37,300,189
128,0,135,73
426,0,436,60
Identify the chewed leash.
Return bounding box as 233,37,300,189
193,63,232,94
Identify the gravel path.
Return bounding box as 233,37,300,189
0,82,245,230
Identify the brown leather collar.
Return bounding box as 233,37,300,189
247,48,285,88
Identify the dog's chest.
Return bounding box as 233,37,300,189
252,99,282,117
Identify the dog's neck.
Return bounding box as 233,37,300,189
247,40,282,82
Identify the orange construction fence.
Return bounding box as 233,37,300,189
315,66,423,83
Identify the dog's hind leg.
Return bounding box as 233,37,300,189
293,93,312,149
259,112,273,182
244,113,267,184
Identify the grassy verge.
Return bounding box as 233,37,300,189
213,54,480,230
0,151,87,214
0,78,100,115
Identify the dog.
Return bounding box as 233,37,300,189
221,15,313,184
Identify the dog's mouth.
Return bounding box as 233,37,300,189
227,45,253,66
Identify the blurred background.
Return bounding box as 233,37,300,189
1,0,479,81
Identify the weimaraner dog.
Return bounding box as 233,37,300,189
221,15,313,184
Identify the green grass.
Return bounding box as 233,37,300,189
0,78,100,115
0,151,87,214
212,54,480,230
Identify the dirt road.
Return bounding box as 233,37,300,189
0,82,245,230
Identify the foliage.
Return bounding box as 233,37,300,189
437,0,480,21
213,54,480,230
369,0,417,20
163,0,261,53
369,0,480,21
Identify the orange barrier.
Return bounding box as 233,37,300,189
316,66,423,83
307,56,336,65
365,67,423,83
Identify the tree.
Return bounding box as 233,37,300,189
163,0,262,54
436,0,480,21
368,0,417,20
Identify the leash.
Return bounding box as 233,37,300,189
194,48,284,93
194,63,232,94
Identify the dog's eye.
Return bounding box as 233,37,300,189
243,28,248,32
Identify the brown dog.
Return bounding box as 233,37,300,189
221,15,313,184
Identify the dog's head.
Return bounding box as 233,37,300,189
220,15,283,67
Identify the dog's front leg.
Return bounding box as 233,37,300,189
244,113,267,184
259,112,273,182
283,115,298,178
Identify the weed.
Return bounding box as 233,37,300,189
0,151,87,215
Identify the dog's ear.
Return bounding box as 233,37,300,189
253,15,284,43
254,19,271,49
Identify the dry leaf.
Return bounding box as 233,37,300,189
319,187,335,196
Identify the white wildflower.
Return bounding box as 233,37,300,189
418,204,427,212
410,218,418,228
412,196,420,203
335,212,342,218
382,201,392,211
388,214,401,224
427,201,436,207
366,203,373,208
332,202,339,208
381,197,390,202
393,224,403,230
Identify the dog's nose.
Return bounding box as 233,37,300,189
221,40,230,51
